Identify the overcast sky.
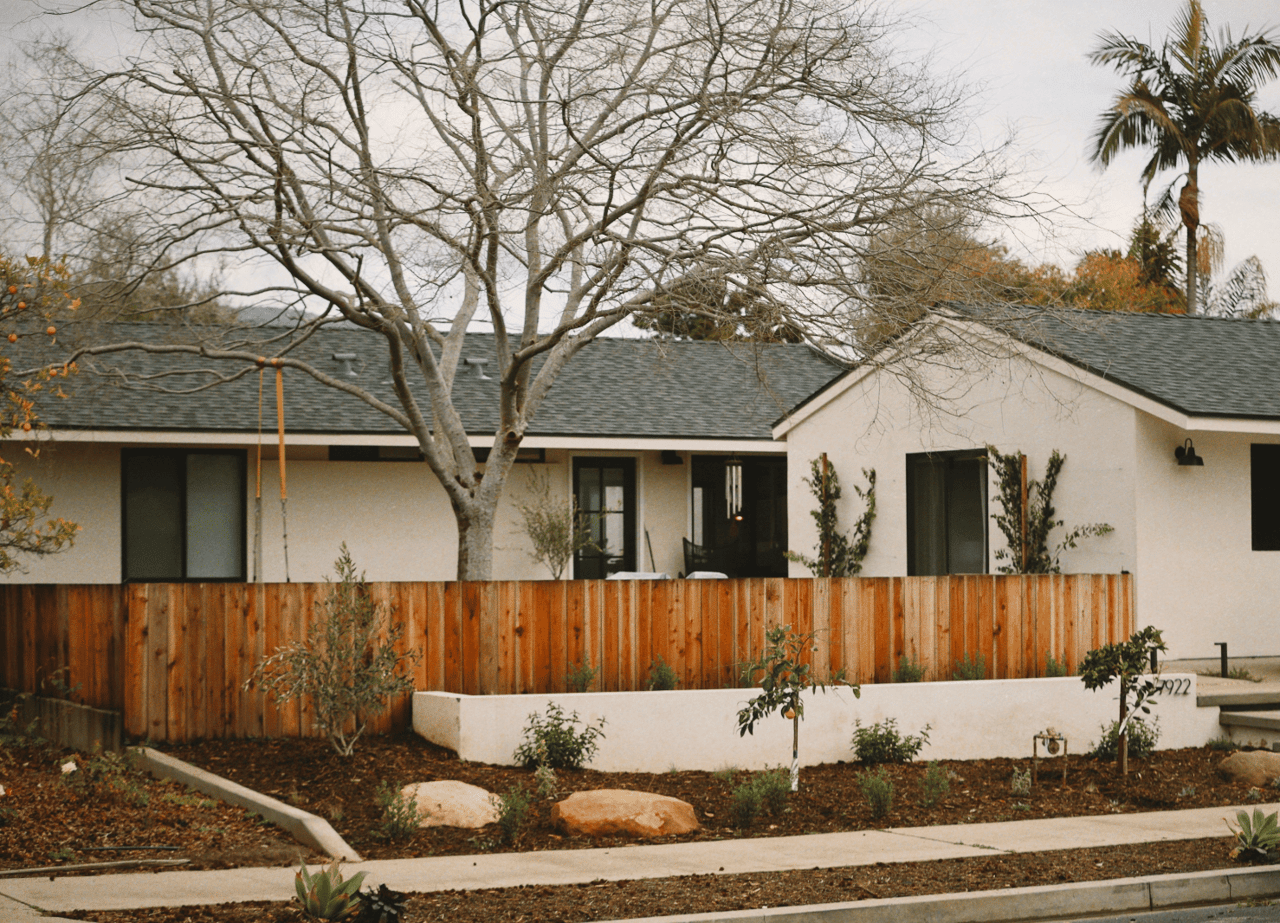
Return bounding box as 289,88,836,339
1,0,1277,293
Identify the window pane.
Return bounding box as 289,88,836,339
1252,444,1280,551
946,459,986,573
125,454,183,580
579,467,601,513
187,454,242,579
909,459,947,576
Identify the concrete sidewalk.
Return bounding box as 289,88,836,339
1,802,1275,915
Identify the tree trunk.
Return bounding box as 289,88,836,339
455,502,496,581
1118,678,1129,777
1180,166,1200,314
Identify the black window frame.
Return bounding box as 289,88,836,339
121,448,248,583
1252,443,1280,551
906,449,989,576
572,456,637,578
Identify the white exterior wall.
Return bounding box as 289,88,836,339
783,353,1137,579
1134,416,1280,658
2,441,698,584
413,674,1219,772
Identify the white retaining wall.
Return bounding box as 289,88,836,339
412,674,1222,773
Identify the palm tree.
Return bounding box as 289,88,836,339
1090,0,1280,313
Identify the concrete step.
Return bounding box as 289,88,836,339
1197,689,1280,709
1217,710,1280,750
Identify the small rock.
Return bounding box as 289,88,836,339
400,780,499,829
1216,750,1280,787
551,790,698,838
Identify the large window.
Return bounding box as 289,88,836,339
690,456,788,577
1252,444,1280,551
123,450,247,581
907,450,988,575
573,458,636,578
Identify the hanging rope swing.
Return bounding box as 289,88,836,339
254,358,291,583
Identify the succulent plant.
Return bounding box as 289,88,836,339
1228,808,1280,861
295,860,367,920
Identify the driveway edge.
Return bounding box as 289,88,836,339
131,747,361,862
600,865,1280,923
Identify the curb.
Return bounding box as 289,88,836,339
131,747,361,862
598,866,1280,923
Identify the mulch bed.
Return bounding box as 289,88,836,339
0,739,323,874
62,838,1275,923
156,734,1263,859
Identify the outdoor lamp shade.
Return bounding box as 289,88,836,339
1175,439,1204,466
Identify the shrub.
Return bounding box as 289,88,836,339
1206,736,1237,752
354,884,408,923
565,659,598,693
512,703,606,770
295,860,366,920
1044,654,1068,677
919,761,949,807
1010,767,1031,796
374,782,421,842
858,767,893,819
952,653,986,681
753,767,791,817
647,656,679,691
248,546,419,756
495,785,532,844
851,718,931,764
893,655,925,683
533,763,558,801
1229,808,1280,861
1088,717,1159,762
730,779,763,828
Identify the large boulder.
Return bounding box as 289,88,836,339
552,789,699,838
401,780,499,829
1216,750,1280,788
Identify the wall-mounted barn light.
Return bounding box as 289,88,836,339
1174,438,1204,467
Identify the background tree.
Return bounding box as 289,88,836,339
40,0,1024,580
0,255,79,571
1090,0,1280,313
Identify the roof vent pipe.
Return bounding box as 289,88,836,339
464,357,492,380
332,352,358,378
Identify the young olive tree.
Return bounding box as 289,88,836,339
1079,626,1167,777
40,0,1023,579
513,469,596,579
247,545,419,756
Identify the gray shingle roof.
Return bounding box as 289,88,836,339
971,307,1280,420
24,325,843,440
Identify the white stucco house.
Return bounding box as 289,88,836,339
4,325,841,584
774,306,1280,661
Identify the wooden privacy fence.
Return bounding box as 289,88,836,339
0,574,1134,743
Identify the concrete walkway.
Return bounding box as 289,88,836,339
1,802,1275,916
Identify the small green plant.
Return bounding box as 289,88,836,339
565,659,599,693
893,655,925,683
753,767,791,817
785,456,876,577
354,884,408,923
1080,626,1167,775
48,845,75,862
374,782,421,842
1206,736,1237,751
712,766,739,783
858,767,893,819
65,749,151,807
1010,767,1031,796
1228,808,1280,861
495,785,532,844
512,703,606,770
533,763,559,801
1088,717,1159,762
1247,788,1264,802
919,761,950,807
1178,785,1197,798
647,656,679,691
851,718,931,764
1044,654,1068,677
248,546,420,757
730,778,763,828
738,624,857,791
295,860,367,920
952,653,986,681
0,704,44,748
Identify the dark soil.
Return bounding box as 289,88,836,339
62,838,1274,923
0,739,323,874
157,734,1263,860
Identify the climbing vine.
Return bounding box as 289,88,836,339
987,447,1113,574
786,455,875,577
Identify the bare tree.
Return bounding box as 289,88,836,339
39,0,1024,579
